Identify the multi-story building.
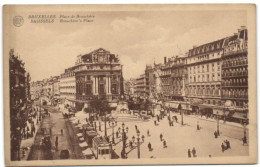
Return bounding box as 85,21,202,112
159,57,173,101
30,81,43,100
170,55,187,101
60,67,76,107
186,38,225,113
124,78,135,97
9,49,31,160
134,74,146,97
221,27,248,121
73,48,123,110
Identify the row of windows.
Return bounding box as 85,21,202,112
222,78,248,86
189,62,221,74
222,56,247,68
222,88,248,99
189,73,221,82
188,87,221,96
188,51,221,63
222,68,248,77
76,83,118,95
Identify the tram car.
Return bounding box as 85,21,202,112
92,136,111,159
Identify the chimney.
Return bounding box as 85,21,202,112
241,25,246,30
164,57,167,64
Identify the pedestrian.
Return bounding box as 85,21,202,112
168,120,171,126
55,139,58,151
221,143,225,152
154,120,157,126
226,140,231,149
116,131,119,138
147,130,150,136
197,122,200,130
148,142,152,151
160,133,163,141
126,127,129,133
243,136,247,145
188,149,191,158
142,135,145,142
163,140,167,148
61,129,63,135
192,147,196,157
214,131,218,138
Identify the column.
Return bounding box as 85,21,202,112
108,76,112,94
96,76,99,95
106,76,109,94
92,76,95,95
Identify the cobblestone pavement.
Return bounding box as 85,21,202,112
28,105,85,160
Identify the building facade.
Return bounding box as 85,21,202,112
60,67,76,107
171,55,187,101
186,38,225,114
221,27,248,121
73,48,123,110
9,49,31,160
134,74,146,97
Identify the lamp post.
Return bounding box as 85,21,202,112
137,130,140,159
104,111,107,137
243,122,247,144
121,122,126,158
216,111,220,136
109,118,117,144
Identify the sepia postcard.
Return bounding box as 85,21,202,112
3,4,257,166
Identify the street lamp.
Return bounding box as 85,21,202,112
121,122,126,158
104,111,107,137
137,130,140,159
109,118,117,144
216,111,220,136
243,122,247,144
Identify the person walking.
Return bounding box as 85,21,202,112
163,140,167,148
61,129,63,135
192,147,196,157
148,142,152,151
160,133,163,141
221,143,225,152
147,130,150,136
55,136,59,151
154,120,157,126
188,149,191,158
142,135,145,142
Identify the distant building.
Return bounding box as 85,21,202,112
134,74,146,98
60,67,76,107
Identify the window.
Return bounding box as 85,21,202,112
111,84,117,94
86,84,92,95
98,84,105,94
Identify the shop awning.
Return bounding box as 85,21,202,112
213,109,229,116
79,141,88,147
232,112,248,119
198,104,215,110
82,149,93,156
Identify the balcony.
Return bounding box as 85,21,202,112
224,48,247,56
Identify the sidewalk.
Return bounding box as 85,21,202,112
19,113,41,160
186,114,246,129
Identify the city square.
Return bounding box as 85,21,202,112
7,7,252,163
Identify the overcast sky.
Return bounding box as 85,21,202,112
10,10,246,81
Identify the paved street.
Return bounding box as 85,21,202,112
28,105,85,160
99,112,249,159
